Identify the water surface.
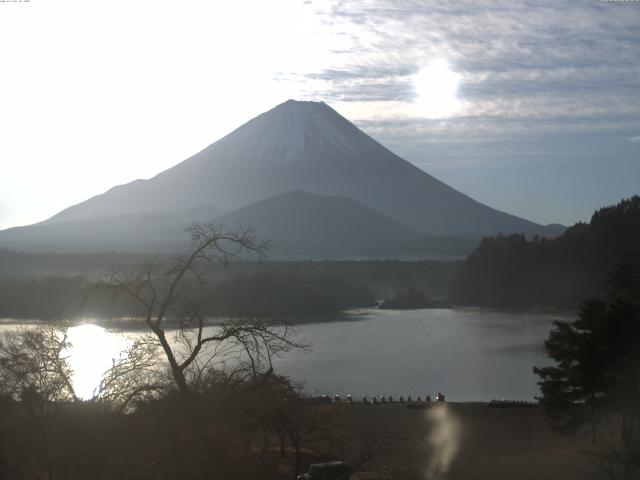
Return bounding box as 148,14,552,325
0,308,569,401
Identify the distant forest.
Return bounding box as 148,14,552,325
453,196,640,309
4,197,635,318
0,256,458,320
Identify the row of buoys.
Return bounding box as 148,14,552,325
362,394,433,404
488,399,536,408
309,393,447,405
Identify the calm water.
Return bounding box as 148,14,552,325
0,308,570,401
275,308,567,401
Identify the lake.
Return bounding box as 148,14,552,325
0,308,570,401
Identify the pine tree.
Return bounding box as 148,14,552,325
534,249,640,479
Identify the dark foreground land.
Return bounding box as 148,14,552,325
343,403,599,480
0,395,618,479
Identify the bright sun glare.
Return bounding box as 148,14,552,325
65,324,131,400
414,59,461,119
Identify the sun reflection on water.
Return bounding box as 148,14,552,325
64,324,131,400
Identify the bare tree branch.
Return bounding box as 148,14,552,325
86,222,297,398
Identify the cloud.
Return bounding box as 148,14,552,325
293,0,640,145
1,0,637,228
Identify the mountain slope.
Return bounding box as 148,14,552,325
215,190,423,256
0,190,437,257
39,100,551,237
0,213,188,253
0,204,225,253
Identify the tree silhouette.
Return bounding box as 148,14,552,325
454,196,640,308
534,249,640,479
92,222,303,396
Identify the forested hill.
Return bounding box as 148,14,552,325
452,196,640,309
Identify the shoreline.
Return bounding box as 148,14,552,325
0,305,574,330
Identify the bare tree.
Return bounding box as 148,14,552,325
0,325,78,405
92,222,303,396
0,323,168,414
0,325,79,479
94,334,167,412
264,388,385,479
273,391,332,478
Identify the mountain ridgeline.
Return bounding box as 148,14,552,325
452,196,640,309
0,100,561,258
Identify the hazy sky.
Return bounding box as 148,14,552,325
1,0,638,230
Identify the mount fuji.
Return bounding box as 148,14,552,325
0,100,562,256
